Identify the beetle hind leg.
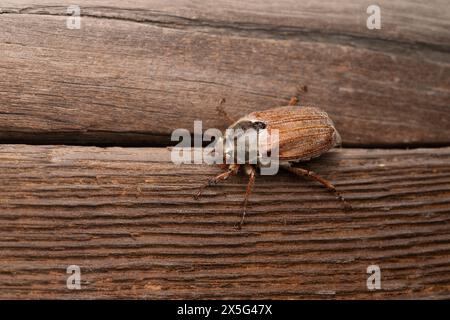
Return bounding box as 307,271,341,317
288,96,299,106
284,165,351,210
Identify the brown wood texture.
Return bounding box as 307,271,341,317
1,1,449,146
0,145,449,299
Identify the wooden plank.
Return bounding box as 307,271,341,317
2,0,450,47
0,1,449,146
0,144,449,299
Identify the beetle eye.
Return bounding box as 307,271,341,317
253,121,267,130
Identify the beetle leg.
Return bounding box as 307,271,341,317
289,85,308,106
288,96,299,106
216,98,235,123
237,165,256,229
284,165,351,210
194,164,240,200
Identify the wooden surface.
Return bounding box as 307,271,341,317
0,145,449,299
0,0,449,146
0,0,450,300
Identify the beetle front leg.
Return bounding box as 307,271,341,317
194,164,240,200
216,98,235,123
283,165,351,210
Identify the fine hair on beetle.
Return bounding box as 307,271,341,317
192,96,351,229
171,120,279,174
218,126,280,175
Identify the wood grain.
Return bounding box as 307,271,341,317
0,0,449,146
0,145,449,299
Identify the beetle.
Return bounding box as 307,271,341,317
194,96,350,228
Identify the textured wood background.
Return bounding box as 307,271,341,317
0,0,449,299
0,0,449,146
0,146,449,299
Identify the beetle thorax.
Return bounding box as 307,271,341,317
222,118,268,165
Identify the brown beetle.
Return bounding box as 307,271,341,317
194,97,350,228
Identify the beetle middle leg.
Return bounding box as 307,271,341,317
236,164,256,229
194,164,240,200
283,165,351,210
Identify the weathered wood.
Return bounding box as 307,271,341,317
2,0,449,47
0,145,449,299
0,1,449,146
